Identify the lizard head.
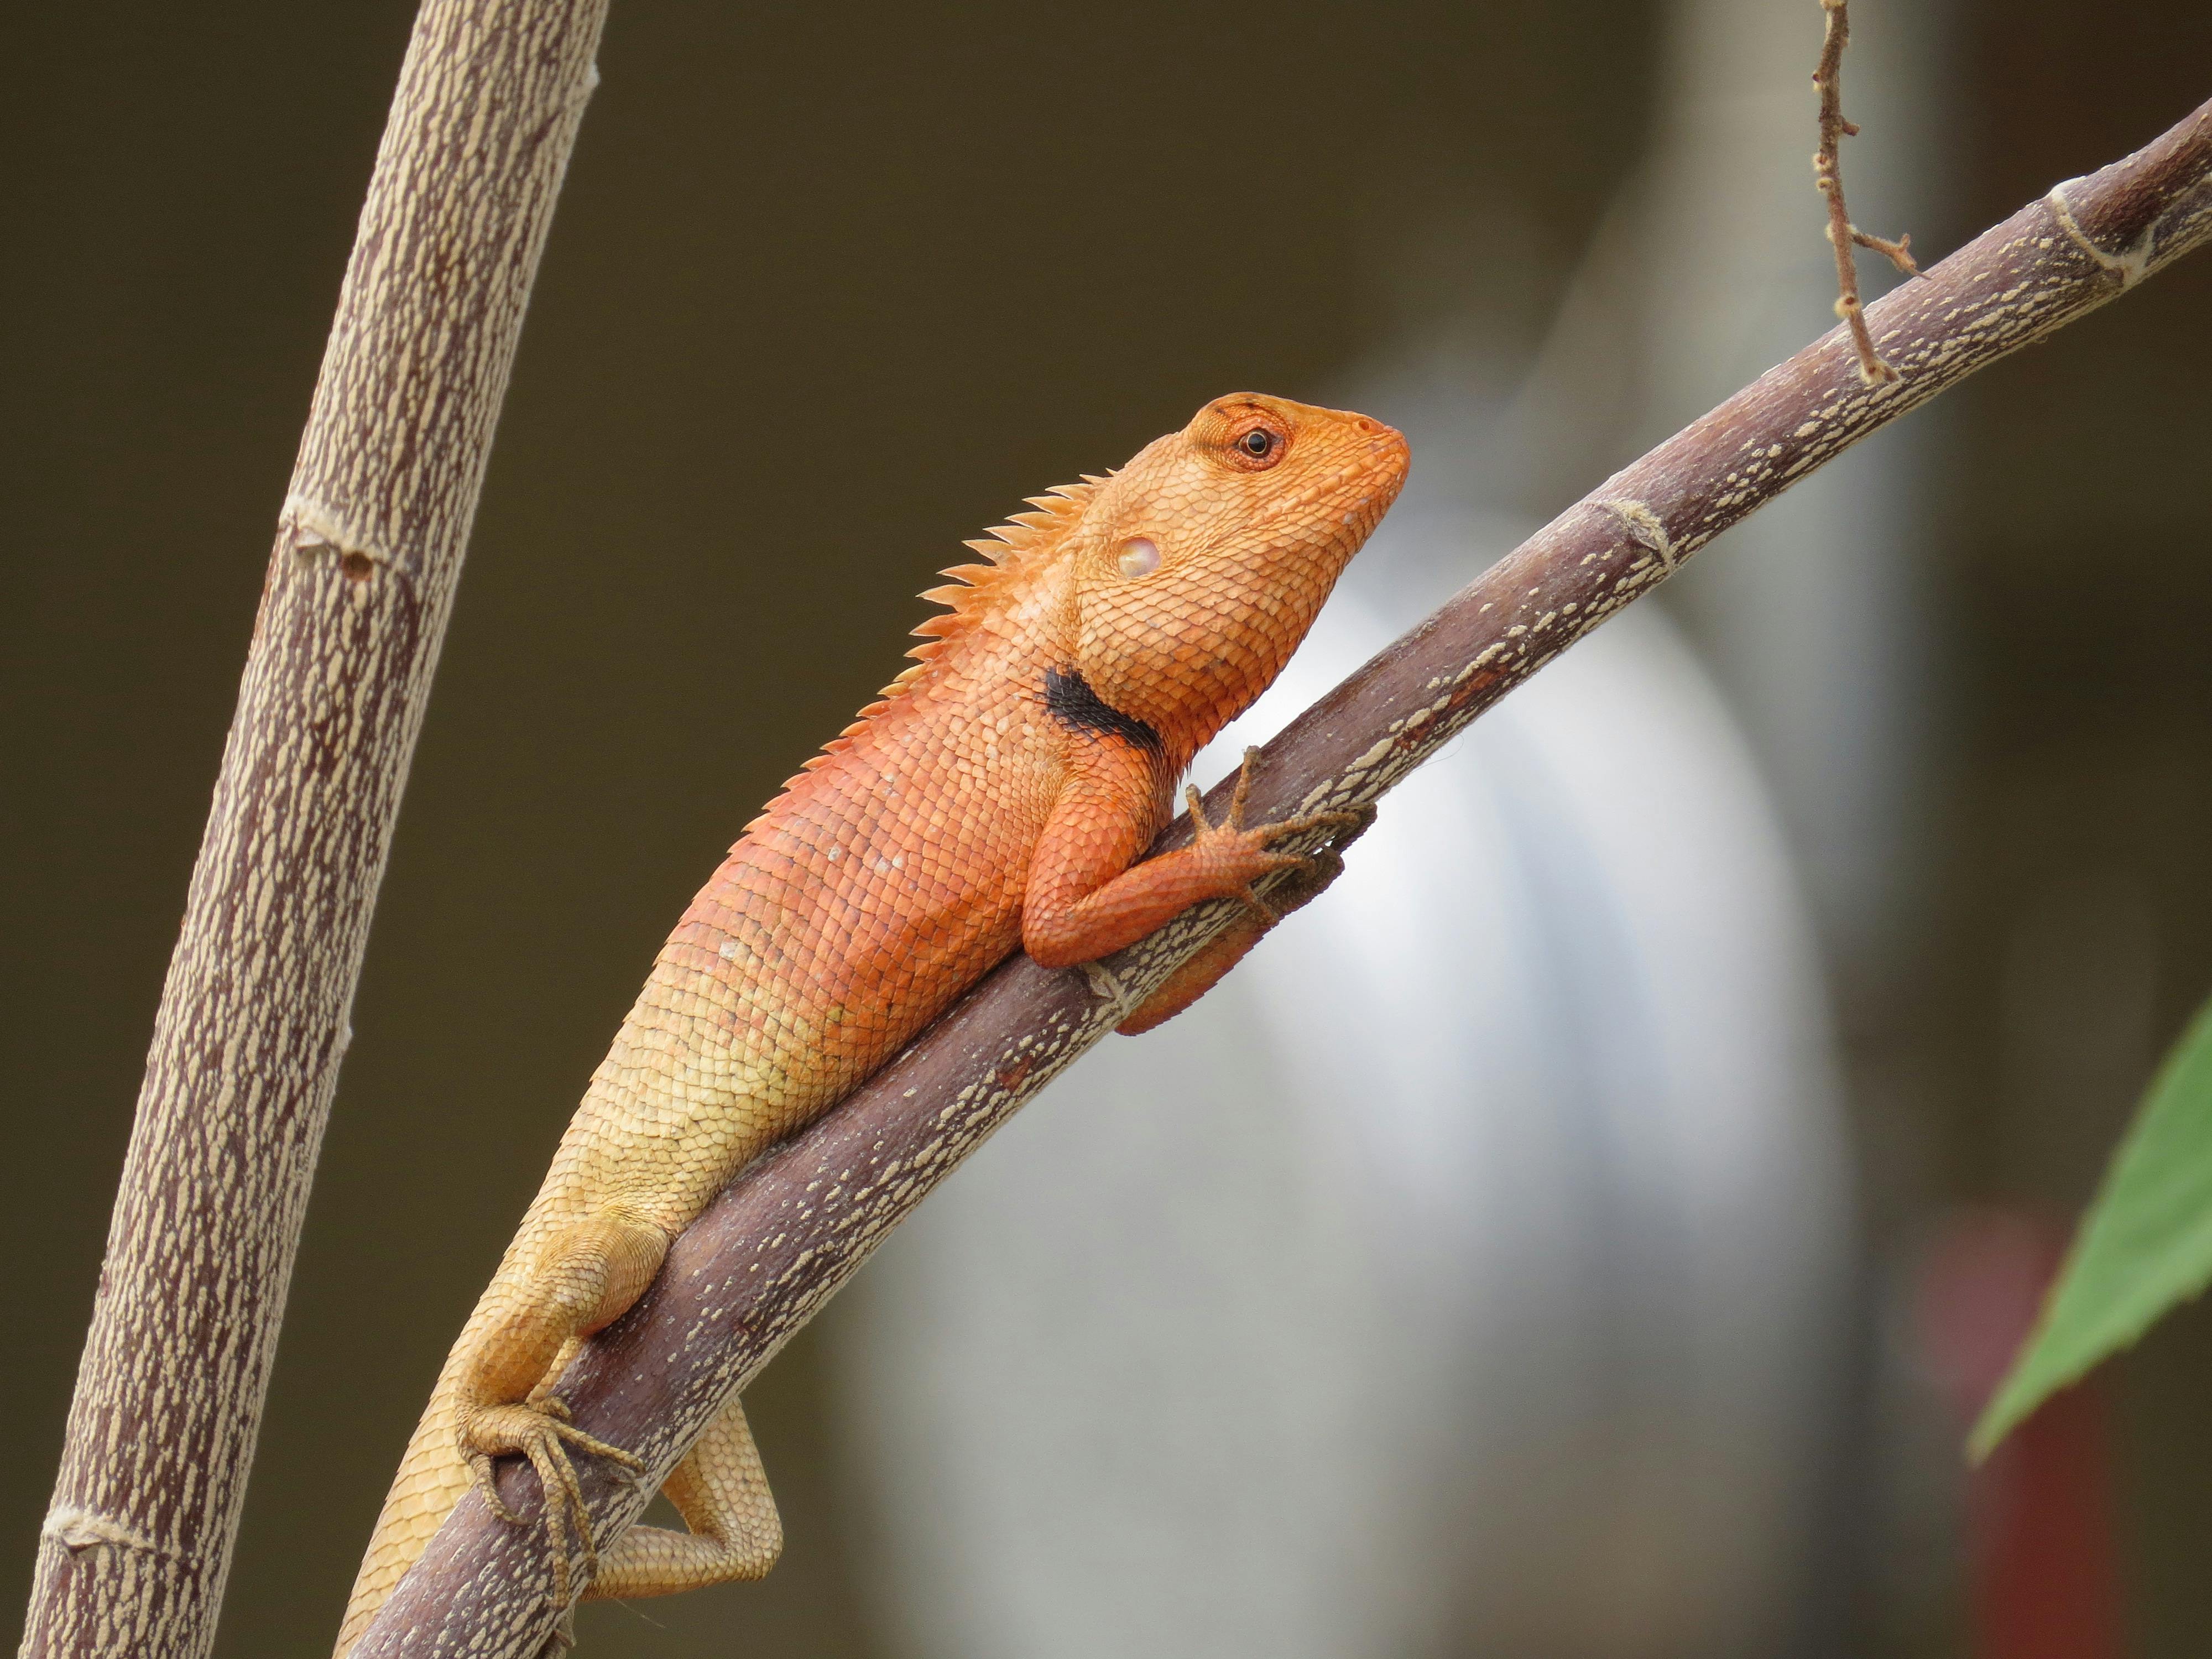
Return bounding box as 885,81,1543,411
1068,392,1409,763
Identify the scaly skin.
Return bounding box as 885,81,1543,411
335,393,1408,1652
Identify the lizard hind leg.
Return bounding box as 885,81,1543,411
456,1212,666,1608
587,1390,784,1600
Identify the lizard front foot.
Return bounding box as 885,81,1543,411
1112,789,1374,1037
462,1399,645,1610
1189,747,1365,914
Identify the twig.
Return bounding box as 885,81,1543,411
18,6,608,1658
354,94,2212,1659
1813,0,1922,383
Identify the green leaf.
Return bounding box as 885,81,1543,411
1970,992,2212,1462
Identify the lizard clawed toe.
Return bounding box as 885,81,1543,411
467,1450,524,1526
1235,883,1280,923
529,1390,573,1423
463,1402,645,1611
1251,806,1366,844
524,1436,589,1608
1227,750,1258,825
1197,749,1368,847
1183,781,1213,836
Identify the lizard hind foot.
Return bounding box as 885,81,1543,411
465,1400,646,1610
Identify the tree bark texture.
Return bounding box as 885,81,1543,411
20,4,608,1657
352,92,2212,1659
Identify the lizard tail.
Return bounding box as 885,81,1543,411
332,1333,481,1656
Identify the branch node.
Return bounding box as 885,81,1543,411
1078,961,1135,1022
1853,227,1922,277
2047,179,2155,288
1605,499,1677,571
41,1505,177,1561
283,494,391,580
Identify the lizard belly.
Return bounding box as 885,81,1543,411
537,789,1039,1238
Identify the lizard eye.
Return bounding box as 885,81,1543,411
1225,422,1287,469
1117,536,1161,579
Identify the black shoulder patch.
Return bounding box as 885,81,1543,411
1042,666,1163,754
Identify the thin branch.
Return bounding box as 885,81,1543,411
19,5,607,1658
355,94,2212,1659
1813,0,1922,383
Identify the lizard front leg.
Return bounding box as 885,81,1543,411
1022,742,1359,984
456,1212,665,1608
586,1390,783,1600
1117,761,1374,1034
1114,843,1355,1034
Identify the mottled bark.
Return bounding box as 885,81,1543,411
19,4,608,1657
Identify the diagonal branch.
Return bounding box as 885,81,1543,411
19,4,609,1658
356,93,2212,1659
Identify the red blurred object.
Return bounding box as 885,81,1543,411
1919,1210,2125,1659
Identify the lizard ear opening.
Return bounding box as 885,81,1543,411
1115,536,1161,580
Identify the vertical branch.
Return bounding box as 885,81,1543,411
19,4,608,1657
1813,0,1921,384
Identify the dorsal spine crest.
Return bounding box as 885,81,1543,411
742,476,1104,830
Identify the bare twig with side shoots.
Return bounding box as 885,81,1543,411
19,4,608,1658
1814,0,1923,383
355,92,2212,1659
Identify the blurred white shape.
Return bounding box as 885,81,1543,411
827,483,1853,1656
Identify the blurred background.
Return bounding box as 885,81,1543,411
4,1,2210,1655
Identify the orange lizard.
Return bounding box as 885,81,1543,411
335,392,1408,1652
